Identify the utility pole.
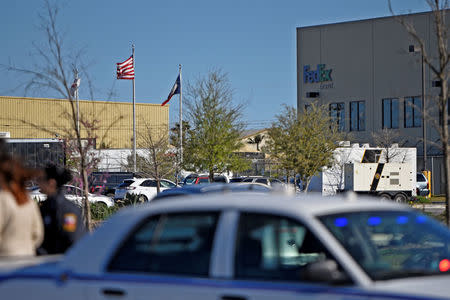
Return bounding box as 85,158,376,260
409,45,427,171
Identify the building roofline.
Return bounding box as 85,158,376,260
240,128,268,139
0,95,165,107
296,9,442,30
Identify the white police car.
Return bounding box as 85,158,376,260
1,193,450,299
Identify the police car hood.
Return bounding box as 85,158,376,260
0,255,62,273
372,275,450,299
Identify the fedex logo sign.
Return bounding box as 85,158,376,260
303,64,332,84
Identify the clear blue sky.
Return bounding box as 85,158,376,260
0,0,430,129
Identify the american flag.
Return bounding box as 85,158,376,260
116,55,135,80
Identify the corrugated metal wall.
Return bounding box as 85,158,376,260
0,96,169,149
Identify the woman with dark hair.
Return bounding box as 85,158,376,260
0,152,44,256
38,164,86,255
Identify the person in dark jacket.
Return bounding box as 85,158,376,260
37,165,86,255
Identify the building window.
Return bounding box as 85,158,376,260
329,102,345,131
382,98,399,129
350,101,365,131
404,96,422,128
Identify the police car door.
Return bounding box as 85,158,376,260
86,211,221,300
211,211,369,300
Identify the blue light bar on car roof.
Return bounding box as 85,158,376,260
334,217,348,227
368,217,381,226
397,216,409,224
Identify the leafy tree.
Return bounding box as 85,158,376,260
169,121,192,184
184,70,248,181
169,121,191,149
265,103,344,192
371,129,407,163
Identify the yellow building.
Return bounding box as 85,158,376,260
0,96,169,149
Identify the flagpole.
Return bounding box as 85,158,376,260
132,44,136,173
179,64,183,165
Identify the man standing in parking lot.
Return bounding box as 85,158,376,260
37,165,87,255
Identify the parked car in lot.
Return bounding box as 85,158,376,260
2,194,450,299
29,184,114,207
183,173,229,185
114,178,178,202
241,176,285,187
88,171,136,196
229,176,246,183
416,172,430,196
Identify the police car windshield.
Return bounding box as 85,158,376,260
319,211,450,280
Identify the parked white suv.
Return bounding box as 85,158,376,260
416,172,430,196
114,178,178,202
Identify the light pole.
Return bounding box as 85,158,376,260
409,45,427,171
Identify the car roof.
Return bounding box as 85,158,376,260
153,183,271,200
139,192,410,219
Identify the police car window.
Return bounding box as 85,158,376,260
108,212,219,277
242,178,253,182
234,213,335,282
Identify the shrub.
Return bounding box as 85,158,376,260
90,202,119,221
118,193,147,207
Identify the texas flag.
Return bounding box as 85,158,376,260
161,74,180,106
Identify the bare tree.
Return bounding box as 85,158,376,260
389,0,450,225
1,1,121,231
323,147,354,195
136,123,176,197
371,129,406,162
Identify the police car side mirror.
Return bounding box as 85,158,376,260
302,259,349,285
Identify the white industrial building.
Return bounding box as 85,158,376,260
297,10,448,194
